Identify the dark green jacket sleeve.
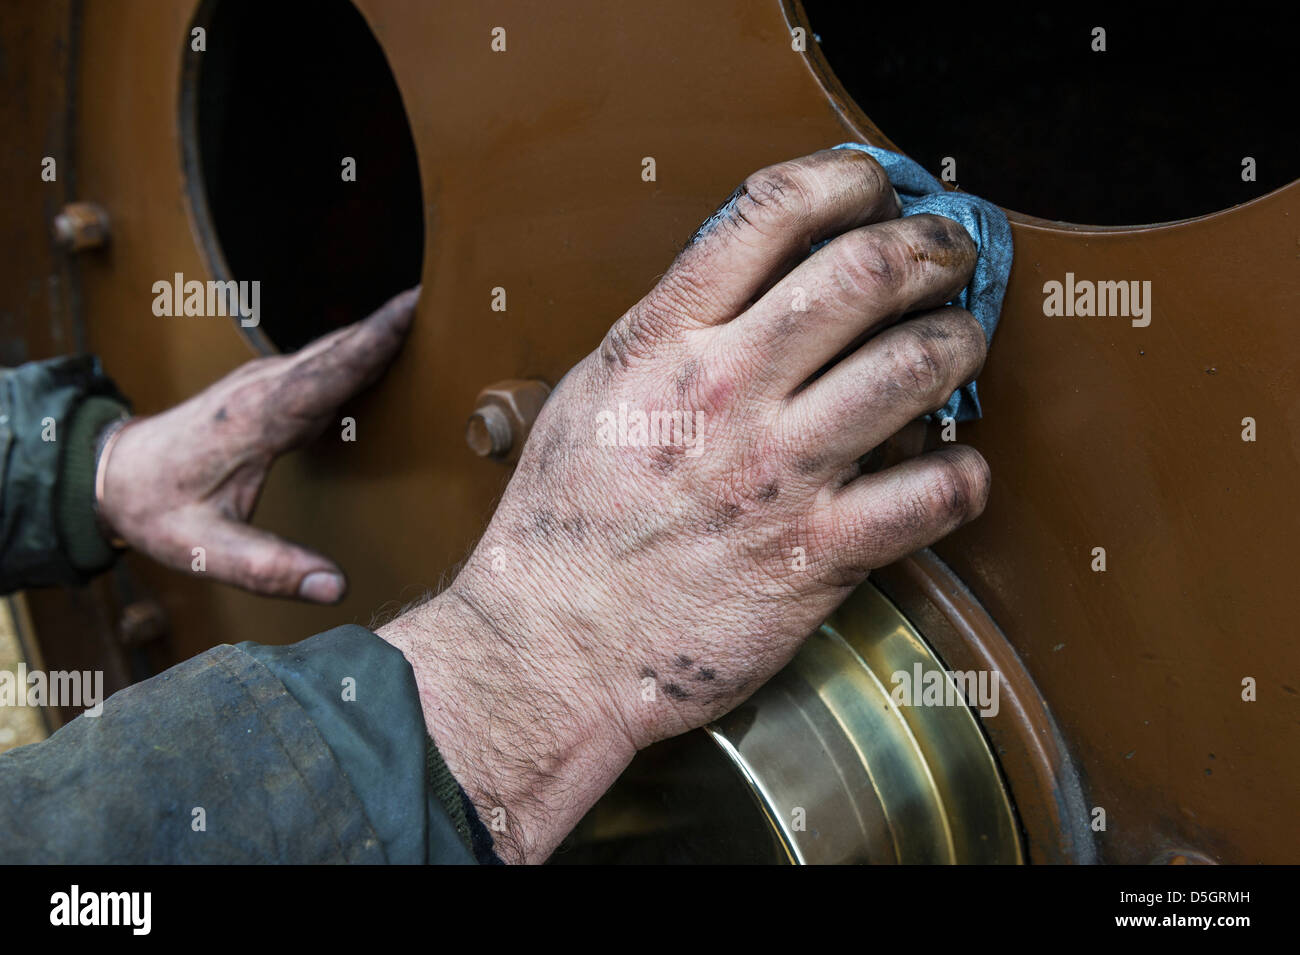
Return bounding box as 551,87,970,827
0,355,129,592
0,625,497,864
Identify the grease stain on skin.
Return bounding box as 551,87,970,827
649,443,683,475
908,217,975,271
528,509,557,541
688,184,749,248
521,508,587,544
675,359,700,402
704,501,743,534
796,454,824,475
536,428,562,475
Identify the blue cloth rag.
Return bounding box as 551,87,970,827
830,142,1012,422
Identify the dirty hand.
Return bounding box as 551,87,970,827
98,287,419,603
380,148,990,862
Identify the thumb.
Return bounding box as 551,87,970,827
188,520,348,603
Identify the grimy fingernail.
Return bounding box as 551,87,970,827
299,571,345,603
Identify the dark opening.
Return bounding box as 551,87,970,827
801,5,1298,225
184,0,423,352
551,730,788,864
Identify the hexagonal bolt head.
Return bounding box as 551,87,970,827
52,202,111,252
466,379,551,463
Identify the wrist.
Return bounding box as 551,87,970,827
92,414,134,549
377,571,637,864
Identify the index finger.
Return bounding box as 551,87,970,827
649,148,901,331
261,285,420,439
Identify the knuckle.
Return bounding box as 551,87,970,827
816,149,899,224
821,506,886,584
950,309,989,378
244,568,279,594
687,354,738,413
837,150,892,209
949,306,988,350
243,553,295,594
599,309,660,370
834,228,906,295
806,522,867,588
926,461,972,521
891,327,951,404
741,163,813,228
926,447,990,521
916,307,988,389
645,239,737,334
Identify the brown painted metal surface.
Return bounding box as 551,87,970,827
3,0,1297,863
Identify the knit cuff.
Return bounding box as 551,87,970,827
56,395,128,573
426,734,503,864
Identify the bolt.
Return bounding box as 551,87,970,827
466,404,513,458
466,379,551,463
52,202,110,252
119,599,167,647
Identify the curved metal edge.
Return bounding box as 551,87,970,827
778,0,1300,234
778,0,900,155
872,549,1099,864
705,729,801,864
832,589,1024,864
176,0,276,357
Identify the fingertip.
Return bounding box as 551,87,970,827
365,285,420,334
391,284,421,314
298,570,348,604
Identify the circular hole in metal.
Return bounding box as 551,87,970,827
800,4,1298,225
182,0,423,352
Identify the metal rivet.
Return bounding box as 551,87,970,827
52,202,111,252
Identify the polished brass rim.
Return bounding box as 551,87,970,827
704,581,1023,863
557,581,1023,864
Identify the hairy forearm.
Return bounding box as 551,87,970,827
377,577,636,864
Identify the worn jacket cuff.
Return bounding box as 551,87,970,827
0,355,127,592
57,394,128,573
